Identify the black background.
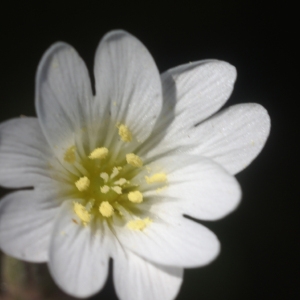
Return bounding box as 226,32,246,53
0,1,298,300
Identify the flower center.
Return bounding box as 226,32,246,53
61,123,167,230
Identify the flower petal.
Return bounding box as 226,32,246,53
139,60,236,158
0,189,57,262
142,155,241,221
113,248,183,300
49,201,110,298
161,60,236,132
0,118,53,188
94,30,162,144
35,42,94,161
189,103,271,174
116,215,219,268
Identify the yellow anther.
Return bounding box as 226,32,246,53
73,202,91,225
75,176,90,191
110,167,119,179
127,218,152,231
118,124,132,142
100,172,109,183
128,191,143,203
99,201,114,217
64,146,76,163
100,185,110,194
126,153,143,167
145,173,167,184
111,186,122,194
114,178,127,186
88,147,108,160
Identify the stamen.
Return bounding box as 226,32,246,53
88,147,108,160
128,191,143,203
75,176,90,191
73,202,91,225
85,199,95,212
110,167,119,179
127,218,152,231
100,185,110,194
111,186,122,194
73,161,89,176
100,172,109,183
99,201,114,217
126,153,143,167
114,202,128,217
145,173,167,184
64,146,76,163
114,178,127,186
118,124,132,142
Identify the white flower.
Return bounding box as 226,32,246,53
0,30,270,299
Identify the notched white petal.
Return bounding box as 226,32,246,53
116,214,220,268
49,201,110,298
190,103,271,174
142,155,241,221
162,60,236,130
113,249,183,300
140,60,237,159
94,30,163,143
35,42,94,162
0,118,52,188
0,189,57,262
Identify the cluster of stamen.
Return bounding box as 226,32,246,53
64,123,167,231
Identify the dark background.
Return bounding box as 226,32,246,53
0,1,298,299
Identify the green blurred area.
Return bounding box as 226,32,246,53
0,253,74,300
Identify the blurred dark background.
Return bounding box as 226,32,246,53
0,1,298,299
